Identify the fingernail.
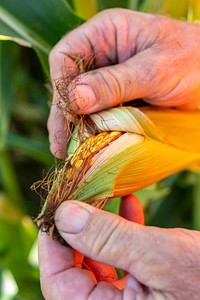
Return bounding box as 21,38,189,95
70,84,96,113
55,202,91,234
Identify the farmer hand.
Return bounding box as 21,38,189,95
48,8,200,158
39,195,200,300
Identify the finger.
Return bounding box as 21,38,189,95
47,97,68,158
48,9,143,157
49,9,151,79
38,232,140,299
124,274,146,298
38,232,97,300
54,200,147,273
49,9,161,113
83,257,118,283
120,194,144,225
38,231,75,278
38,231,86,276
63,51,164,114
54,200,188,287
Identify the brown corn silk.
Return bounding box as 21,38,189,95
36,105,200,242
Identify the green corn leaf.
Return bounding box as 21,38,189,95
0,41,16,151
98,0,130,9
0,20,31,47
0,0,83,54
6,133,54,166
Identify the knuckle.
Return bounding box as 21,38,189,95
83,213,121,258
91,69,120,104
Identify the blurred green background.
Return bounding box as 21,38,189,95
0,0,200,299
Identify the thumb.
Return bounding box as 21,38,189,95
66,51,162,114
54,200,176,281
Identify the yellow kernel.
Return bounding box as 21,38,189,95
74,159,84,169
67,131,122,180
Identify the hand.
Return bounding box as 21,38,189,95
39,195,200,300
38,195,143,299
48,8,200,158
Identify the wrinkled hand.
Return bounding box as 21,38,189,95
39,195,200,300
48,8,200,157
43,9,200,299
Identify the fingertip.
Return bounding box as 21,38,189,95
49,143,67,159
69,83,98,114
83,257,118,283
120,194,144,225
66,67,121,114
38,229,76,279
55,200,92,235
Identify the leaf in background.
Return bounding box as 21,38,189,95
166,0,188,19
148,171,197,229
98,0,130,10
0,193,41,299
192,172,200,230
139,0,166,14
128,0,140,10
0,35,31,47
98,0,129,10
0,0,83,54
103,197,121,214
0,20,31,47
6,133,54,166
0,41,26,210
34,48,50,78
0,41,16,150
188,0,200,21
73,0,98,19
192,1,200,20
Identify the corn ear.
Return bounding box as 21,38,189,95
36,105,200,240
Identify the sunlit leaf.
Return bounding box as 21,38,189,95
73,0,98,19
0,35,31,47
166,0,188,19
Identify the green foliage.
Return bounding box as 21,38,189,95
0,40,45,299
0,0,200,298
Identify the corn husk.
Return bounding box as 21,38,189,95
36,105,200,239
